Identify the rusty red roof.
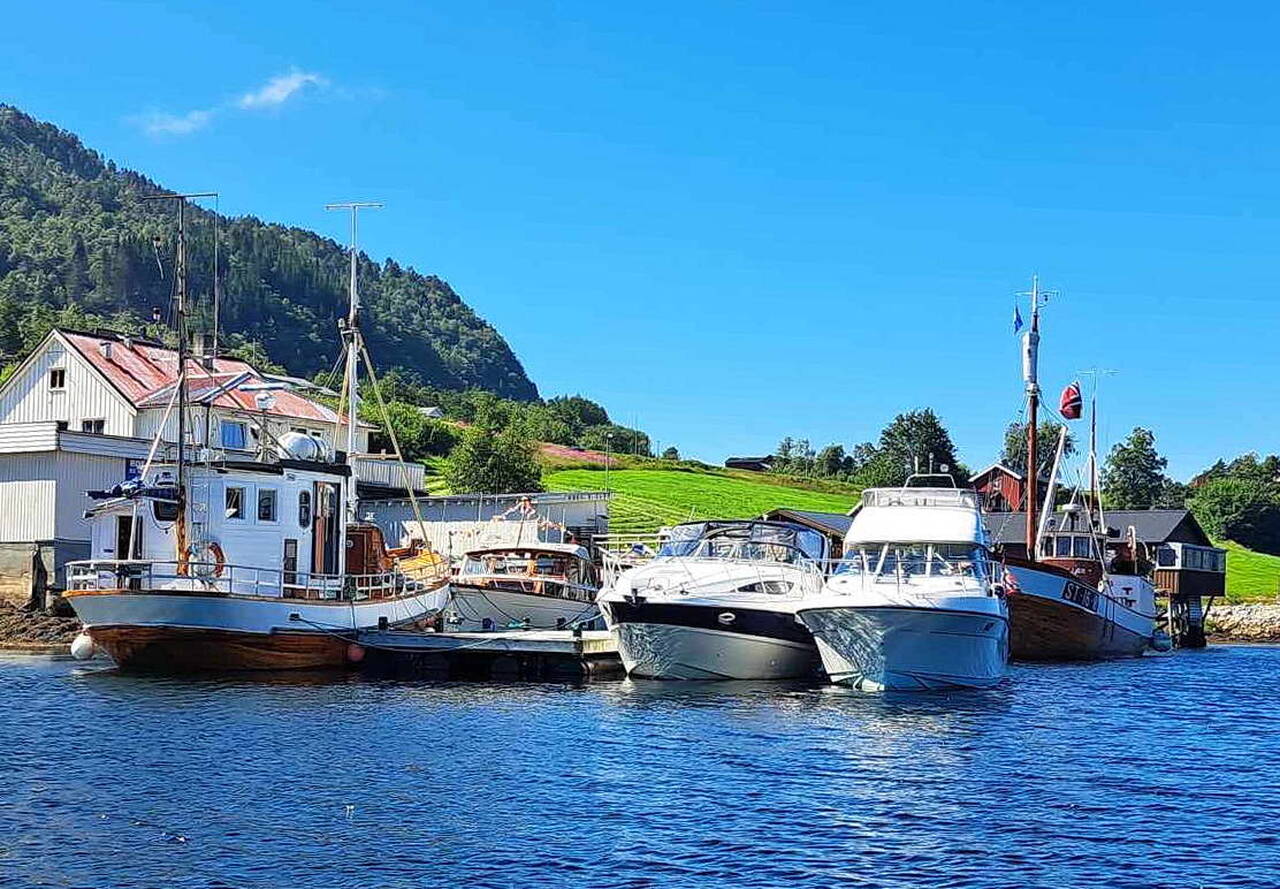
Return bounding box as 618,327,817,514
61,330,369,428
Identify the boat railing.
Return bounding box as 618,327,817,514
65,559,448,602
454,573,598,603
825,553,1003,595
861,488,979,510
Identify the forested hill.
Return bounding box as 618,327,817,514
0,105,538,400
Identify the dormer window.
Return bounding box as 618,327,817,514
49,368,66,391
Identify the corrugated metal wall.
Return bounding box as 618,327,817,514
0,453,58,540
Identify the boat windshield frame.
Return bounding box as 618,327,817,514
658,521,826,564
834,542,993,580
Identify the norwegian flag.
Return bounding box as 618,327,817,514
1002,566,1020,594
1059,380,1083,420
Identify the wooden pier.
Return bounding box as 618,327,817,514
354,628,624,682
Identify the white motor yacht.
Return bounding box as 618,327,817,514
598,520,827,680
797,477,1008,691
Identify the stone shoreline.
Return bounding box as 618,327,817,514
1206,603,1280,644
0,604,80,653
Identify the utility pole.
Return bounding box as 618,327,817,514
325,201,382,523
142,191,216,574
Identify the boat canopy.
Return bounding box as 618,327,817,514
659,520,826,562
849,487,986,545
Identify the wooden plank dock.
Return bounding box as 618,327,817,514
354,628,624,682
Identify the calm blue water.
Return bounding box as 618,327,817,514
2,648,1278,889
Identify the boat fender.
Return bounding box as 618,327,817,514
346,643,366,664
70,632,96,661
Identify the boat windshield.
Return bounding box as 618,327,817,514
658,522,824,563
836,543,989,579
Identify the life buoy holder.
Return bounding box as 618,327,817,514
187,541,226,578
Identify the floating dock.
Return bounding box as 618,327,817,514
355,628,623,682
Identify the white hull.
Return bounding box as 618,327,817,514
799,605,1008,690
67,586,450,636
446,585,601,631
613,621,819,680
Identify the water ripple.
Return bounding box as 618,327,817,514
2,648,1279,887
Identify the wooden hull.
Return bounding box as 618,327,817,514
87,626,352,672
1007,586,1150,661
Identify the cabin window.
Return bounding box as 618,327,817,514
48,368,66,391
1157,545,1176,567
154,500,179,522
1072,536,1092,558
257,488,278,522
298,491,312,528
81,419,105,434
225,485,246,521
1054,537,1071,558
220,420,248,450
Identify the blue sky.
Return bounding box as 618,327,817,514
4,0,1277,479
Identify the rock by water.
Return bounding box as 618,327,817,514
1206,603,1280,643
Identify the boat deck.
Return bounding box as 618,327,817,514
354,628,622,681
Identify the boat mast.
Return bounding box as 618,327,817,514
1022,276,1042,560
326,201,381,525
143,191,216,573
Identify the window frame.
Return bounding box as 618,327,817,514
257,487,279,524
81,418,106,434
48,367,67,391
225,484,247,522
219,419,249,451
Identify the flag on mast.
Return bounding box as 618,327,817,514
1013,305,1024,334
1059,380,1083,420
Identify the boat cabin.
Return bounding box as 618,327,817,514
456,542,599,602
76,455,380,599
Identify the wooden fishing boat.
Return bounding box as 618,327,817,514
63,198,449,671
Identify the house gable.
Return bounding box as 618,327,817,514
0,331,136,435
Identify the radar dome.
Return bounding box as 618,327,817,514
277,431,331,462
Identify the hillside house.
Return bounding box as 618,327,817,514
0,328,378,604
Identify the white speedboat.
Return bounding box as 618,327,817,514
797,478,1008,691
446,542,602,631
598,520,827,680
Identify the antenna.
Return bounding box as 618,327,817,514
325,201,382,524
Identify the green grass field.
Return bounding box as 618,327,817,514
544,468,860,536
1218,539,1280,603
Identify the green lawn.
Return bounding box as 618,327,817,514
544,468,860,536
1218,539,1280,603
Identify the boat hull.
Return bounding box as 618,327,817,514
447,583,601,631
65,585,449,672
602,599,820,680
798,605,1008,691
1005,563,1152,660
87,625,351,671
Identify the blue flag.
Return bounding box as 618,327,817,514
1013,305,1024,334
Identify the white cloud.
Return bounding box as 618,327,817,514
237,70,328,110
131,69,330,138
136,109,215,137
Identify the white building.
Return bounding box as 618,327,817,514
0,328,378,605
362,491,612,561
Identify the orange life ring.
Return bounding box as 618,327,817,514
187,541,226,578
